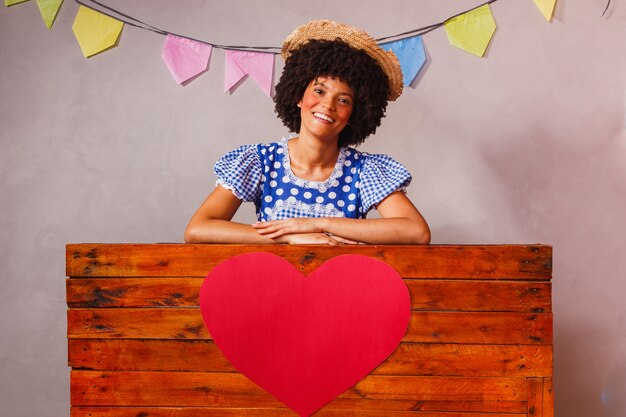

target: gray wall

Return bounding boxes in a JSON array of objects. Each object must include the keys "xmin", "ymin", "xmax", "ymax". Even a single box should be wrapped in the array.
[{"xmin": 1, "ymin": 0, "xmax": 625, "ymax": 415}]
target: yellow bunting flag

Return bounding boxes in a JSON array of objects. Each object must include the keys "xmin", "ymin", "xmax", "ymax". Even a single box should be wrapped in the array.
[
  {"xmin": 444, "ymin": 4, "xmax": 497, "ymax": 57},
  {"xmin": 72, "ymin": 5, "xmax": 123, "ymax": 58},
  {"xmin": 4, "ymin": 0, "xmax": 30, "ymax": 6},
  {"xmin": 533, "ymin": 0, "xmax": 556, "ymax": 21},
  {"xmin": 36, "ymin": 0, "xmax": 63, "ymax": 29}
]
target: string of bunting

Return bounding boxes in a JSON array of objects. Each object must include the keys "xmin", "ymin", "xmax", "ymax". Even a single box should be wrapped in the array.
[
  {"xmin": 6, "ymin": 0, "xmax": 571, "ymax": 97},
  {"xmin": 602, "ymin": 0, "xmax": 611, "ymax": 17}
]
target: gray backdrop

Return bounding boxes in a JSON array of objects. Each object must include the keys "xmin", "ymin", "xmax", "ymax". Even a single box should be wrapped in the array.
[{"xmin": 1, "ymin": 0, "xmax": 625, "ymax": 416}]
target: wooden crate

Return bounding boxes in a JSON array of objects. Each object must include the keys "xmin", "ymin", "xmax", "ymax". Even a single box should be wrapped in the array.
[{"xmin": 66, "ymin": 244, "xmax": 553, "ymax": 416}]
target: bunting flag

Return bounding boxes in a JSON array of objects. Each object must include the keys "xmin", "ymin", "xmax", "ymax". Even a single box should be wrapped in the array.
[
  {"xmin": 533, "ymin": 0, "xmax": 557, "ymax": 21},
  {"xmin": 444, "ymin": 4, "xmax": 497, "ymax": 57},
  {"xmin": 72, "ymin": 5, "xmax": 123, "ymax": 58},
  {"xmin": 36, "ymin": 0, "xmax": 63, "ymax": 29},
  {"xmin": 161, "ymin": 34, "xmax": 213, "ymax": 85},
  {"xmin": 4, "ymin": 0, "xmax": 30, "ymax": 6},
  {"xmin": 381, "ymin": 36, "xmax": 426, "ymax": 87},
  {"xmin": 224, "ymin": 50, "xmax": 274, "ymax": 97},
  {"xmin": 4, "ymin": 0, "xmax": 560, "ymax": 98}
]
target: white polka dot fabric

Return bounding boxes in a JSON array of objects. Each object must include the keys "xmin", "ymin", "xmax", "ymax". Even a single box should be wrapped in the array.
[{"xmin": 214, "ymin": 138, "xmax": 411, "ymax": 221}]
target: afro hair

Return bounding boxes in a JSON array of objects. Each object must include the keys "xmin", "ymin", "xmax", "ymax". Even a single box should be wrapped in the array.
[{"xmin": 274, "ymin": 39, "xmax": 391, "ymax": 147}]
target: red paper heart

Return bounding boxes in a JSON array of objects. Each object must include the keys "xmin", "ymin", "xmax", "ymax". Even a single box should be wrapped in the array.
[{"xmin": 200, "ymin": 253, "xmax": 410, "ymax": 417}]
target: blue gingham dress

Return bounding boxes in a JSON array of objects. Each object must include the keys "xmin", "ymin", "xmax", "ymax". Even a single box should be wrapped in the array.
[{"xmin": 215, "ymin": 138, "xmax": 411, "ymax": 221}]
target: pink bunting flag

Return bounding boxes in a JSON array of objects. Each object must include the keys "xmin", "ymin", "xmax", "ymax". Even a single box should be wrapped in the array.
[
  {"xmin": 161, "ymin": 34, "xmax": 213, "ymax": 85},
  {"xmin": 224, "ymin": 50, "xmax": 274, "ymax": 97}
]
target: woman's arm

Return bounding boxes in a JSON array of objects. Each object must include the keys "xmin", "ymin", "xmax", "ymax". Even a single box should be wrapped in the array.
[
  {"xmin": 184, "ymin": 186, "xmax": 345, "ymax": 244},
  {"xmin": 184, "ymin": 186, "xmax": 265, "ymax": 243},
  {"xmin": 252, "ymin": 191, "xmax": 431, "ymax": 245}
]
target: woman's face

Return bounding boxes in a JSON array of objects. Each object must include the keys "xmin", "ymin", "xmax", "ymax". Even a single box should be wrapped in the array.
[{"xmin": 297, "ymin": 76, "xmax": 354, "ymax": 143}]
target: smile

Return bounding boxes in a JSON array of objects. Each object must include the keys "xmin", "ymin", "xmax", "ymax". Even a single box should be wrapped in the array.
[{"xmin": 313, "ymin": 112, "xmax": 334, "ymax": 123}]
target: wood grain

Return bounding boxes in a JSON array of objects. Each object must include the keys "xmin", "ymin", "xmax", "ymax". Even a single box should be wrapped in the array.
[
  {"xmin": 71, "ymin": 370, "xmax": 527, "ymax": 406},
  {"xmin": 543, "ymin": 378, "xmax": 554, "ymax": 417},
  {"xmin": 68, "ymin": 339, "xmax": 552, "ymax": 377},
  {"xmin": 71, "ymin": 407, "xmax": 527, "ymax": 417},
  {"xmin": 66, "ymin": 277, "xmax": 551, "ymax": 312},
  {"xmin": 527, "ymin": 378, "xmax": 543, "ymax": 416},
  {"xmin": 66, "ymin": 243, "xmax": 554, "ymax": 416},
  {"xmin": 66, "ymin": 244, "xmax": 552, "ymax": 279},
  {"xmin": 67, "ymin": 308, "xmax": 552, "ymax": 345}
]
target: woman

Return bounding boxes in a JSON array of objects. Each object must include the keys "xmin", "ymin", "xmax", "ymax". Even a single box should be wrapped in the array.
[{"xmin": 185, "ymin": 20, "xmax": 430, "ymax": 245}]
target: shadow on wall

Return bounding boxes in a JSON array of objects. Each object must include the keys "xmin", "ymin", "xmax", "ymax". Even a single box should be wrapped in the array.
[
  {"xmin": 555, "ymin": 317, "xmax": 626, "ymax": 416},
  {"xmin": 479, "ymin": 125, "xmax": 626, "ymax": 417}
]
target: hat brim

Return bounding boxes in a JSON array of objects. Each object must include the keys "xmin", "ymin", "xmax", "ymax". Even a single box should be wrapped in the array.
[{"xmin": 282, "ymin": 20, "xmax": 403, "ymax": 101}]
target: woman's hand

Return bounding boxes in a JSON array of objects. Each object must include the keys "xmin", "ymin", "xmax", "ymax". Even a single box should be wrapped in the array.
[
  {"xmin": 252, "ymin": 192, "xmax": 430, "ymax": 245},
  {"xmin": 253, "ymin": 219, "xmax": 358, "ymax": 244},
  {"xmin": 252, "ymin": 218, "xmax": 325, "ymax": 239},
  {"xmin": 272, "ymin": 232, "xmax": 353, "ymax": 245}
]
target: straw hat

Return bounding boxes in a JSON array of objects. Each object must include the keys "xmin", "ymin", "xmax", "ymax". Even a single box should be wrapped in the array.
[{"xmin": 282, "ymin": 19, "xmax": 403, "ymax": 101}]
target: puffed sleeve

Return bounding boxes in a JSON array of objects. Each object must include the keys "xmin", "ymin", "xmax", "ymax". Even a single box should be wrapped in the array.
[
  {"xmin": 359, "ymin": 153, "xmax": 412, "ymax": 213},
  {"xmin": 214, "ymin": 144, "xmax": 263, "ymax": 202}
]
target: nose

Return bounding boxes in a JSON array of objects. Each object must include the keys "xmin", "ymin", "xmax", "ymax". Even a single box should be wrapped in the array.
[{"xmin": 321, "ymin": 95, "xmax": 335, "ymax": 111}]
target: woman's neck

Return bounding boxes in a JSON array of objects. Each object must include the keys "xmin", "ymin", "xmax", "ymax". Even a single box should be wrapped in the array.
[{"xmin": 287, "ymin": 136, "xmax": 340, "ymax": 182}]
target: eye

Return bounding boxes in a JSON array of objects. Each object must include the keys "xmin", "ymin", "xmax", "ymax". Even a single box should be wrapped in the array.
[
  {"xmin": 313, "ymin": 88, "xmax": 324, "ymax": 95},
  {"xmin": 338, "ymin": 97, "xmax": 352, "ymax": 106}
]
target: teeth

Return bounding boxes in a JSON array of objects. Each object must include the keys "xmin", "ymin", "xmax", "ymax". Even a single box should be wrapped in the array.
[{"xmin": 314, "ymin": 112, "xmax": 334, "ymax": 123}]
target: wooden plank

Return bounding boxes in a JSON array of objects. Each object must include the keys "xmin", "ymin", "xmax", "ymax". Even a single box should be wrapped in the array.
[
  {"xmin": 67, "ymin": 308, "xmax": 208, "ymax": 340},
  {"xmin": 67, "ymin": 308, "xmax": 552, "ymax": 345},
  {"xmin": 71, "ymin": 399, "xmax": 527, "ymax": 416},
  {"xmin": 71, "ymin": 400, "xmax": 527, "ymax": 416},
  {"xmin": 406, "ymin": 312, "xmax": 552, "ymax": 345},
  {"xmin": 66, "ymin": 277, "xmax": 202, "ymax": 308},
  {"xmin": 66, "ymin": 244, "xmax": 552, "ymax": 279},
  {"xmin": 526, "ymin": 378, "xmax": 543, "ymax": 416},
  {"xmin": 542, "ymin": 378, "xmax": 554, "ymax": 417},
  {"xmin": 68, "ymin": 339, "xmax": 233, "ymax": 372},
  {"xmin": 69, "ymin": 339, "xmax": 553, "ymax": 378},
  {"xmin": 66, "ymin": 277, "xmax": 552, "ymax": 312},
  {"xmin": 352, "ymin": 375, "xmax": 526, "ymax": 401},
  {"xmin": 70, "ymin": 371, "xmax": 527, "ymax": 407},
  {"xmin": 71, "ymin": 408, "xmax": 298, "ymax": 417},
  {"xmin": 406, "ymin": 400, "xmax": 526, "ymax": 413},
  {"xmin": 71, "ymin": 370, "xmax": 277, "ymax": 408},
  {"xmin": 378, "ymin": 343, "xmax": 551, "ymax": 377},
  {"xmin": 71, "ymin": 406, "xmax": 526, "ymax": 417},
  {"xmin": 409, "ymin": 280, "xmax": 550, "ymax": 313}
]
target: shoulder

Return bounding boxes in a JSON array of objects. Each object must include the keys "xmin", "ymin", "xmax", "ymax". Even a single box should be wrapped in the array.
[
  {"xmin": 339, "ymin": 147, "xmax": 411, "ymax": 182},
  {"xmin": 359, "ymin": 151, "xmax": 406, "ymax": 168},
  {"xmin": 358, "ymin": 151, "xmax": 410, "ymax": 179},
  {"xmin": 342, "ymin": 147, "xmax": 405, "ymax": 166},
  {"xmin": 217, "ymin": 143, "xmax": 258, "ymax": 162},
  {"xmin": 217, "ymin": 138, "xmax": 286, "ymax": 162},
  {"xmin": 356, "ymin": 150, "xmax": 412, "ymax": 212},
  {"xmin": 256, "ymin": 138, "xmax": 288, "ymax": 160}
]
